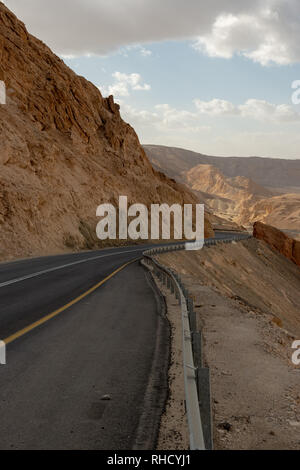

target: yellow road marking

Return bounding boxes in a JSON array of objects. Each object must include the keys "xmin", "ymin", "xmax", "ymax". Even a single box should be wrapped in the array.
[{"xmin": 4, "ymin": 258, "xmax": 139, "ymax": 345}]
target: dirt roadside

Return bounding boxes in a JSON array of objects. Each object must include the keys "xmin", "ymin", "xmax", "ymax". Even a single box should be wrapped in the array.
[
  {"xmin": 156, "ymin": 239, "xmax": 300, "ymax": 450},
  {"xmin": 147, "ymin": 269, "xmax": 189, "ymax": 450}
]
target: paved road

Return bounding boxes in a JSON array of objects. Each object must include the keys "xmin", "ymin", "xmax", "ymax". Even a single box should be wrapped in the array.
[{"xmin": 0, "ymin": 232, "xmax": 242, "ymax": 449}]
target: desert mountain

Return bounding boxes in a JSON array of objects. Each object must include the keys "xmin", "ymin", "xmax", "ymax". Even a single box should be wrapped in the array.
[
  {"xmin": 185, "ymin": 165, "xmax": 272, "ymax": 199},
  {"xmin": 145, "ymin": 144, "xmax": 300, "ymax": 190},
  {"xmin": 0, "ymin": 3, "xmax": 213, "ymax": 261},
  {"xmin": 145, "ymin": 145, "xmax": 300, "ymax": 234}
]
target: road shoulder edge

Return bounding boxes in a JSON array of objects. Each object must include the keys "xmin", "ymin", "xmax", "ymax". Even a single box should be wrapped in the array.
[{"xmin": 133, "ymin": 261, "xmax": 171, "ymax": 450}]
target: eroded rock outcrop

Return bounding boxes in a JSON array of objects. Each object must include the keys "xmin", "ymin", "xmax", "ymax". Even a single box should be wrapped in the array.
[
  {"xmin": 253, "ymin": 222, "xmax": 300, "ymax": 267},
  {"xmin": 145, "ymin": 145, "xmax": 300, "ymax": 233},
  {"xmin": 0, "ymin": 2, "xmax": 213, "ymax": 261}
]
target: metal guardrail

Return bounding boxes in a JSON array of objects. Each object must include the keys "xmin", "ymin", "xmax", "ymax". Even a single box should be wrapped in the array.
[
  {"xmin": 143, "ymin": 254, "xmax": 205, "ymax": 449},
  {"xmin": 143, "ymin": 233, "xmax": 252, "ymax": 450}
]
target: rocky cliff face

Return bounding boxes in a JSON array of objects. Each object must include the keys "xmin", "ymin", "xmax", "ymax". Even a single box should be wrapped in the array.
[
  {"xmin": 253, "ymin": 222, "xmax": 300, "ymax": 267},
  {"xmin": 185, "ymin": 164, "xmax": 273, "ymax": 223},
  {"xmin": 0, "ymin": 3, "xmax": 212, "ymax": 261},
  {"xmin": 185, "ymin": 164, "xmax": 272, "ymax": 199}
]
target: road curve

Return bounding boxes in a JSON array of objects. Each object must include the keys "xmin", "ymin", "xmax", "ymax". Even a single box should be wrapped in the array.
[{"xmin": 0, "ymin": 232, "xmax": 241, "ymax": 449}]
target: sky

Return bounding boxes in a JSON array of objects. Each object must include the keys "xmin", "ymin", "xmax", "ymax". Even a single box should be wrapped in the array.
[{"xmin": 4, "ymin": 0, "xmax": 300, "ymax": 159}]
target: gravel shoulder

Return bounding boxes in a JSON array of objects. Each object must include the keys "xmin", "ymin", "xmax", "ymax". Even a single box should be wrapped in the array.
[
  {"xmin": 157, "ymin": 239, "xmax": 300, "ymax": 450},
  {"xmin": 144, "ymin": 264, "xmax": 189, "ymax": 450}
]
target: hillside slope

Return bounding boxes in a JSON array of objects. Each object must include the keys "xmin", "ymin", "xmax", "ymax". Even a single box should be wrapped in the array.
[
  {"xmin": 157, "ymin": 238, "xmax": 300, "ymax": 449},
  {"xmin": 0, "ymin": 3, "xmax": 212, "ymax": 261}
]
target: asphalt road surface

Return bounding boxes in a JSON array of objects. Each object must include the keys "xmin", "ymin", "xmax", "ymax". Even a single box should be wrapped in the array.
[{"xmin": 0, "ymin": 233, "xmax": 242, "ymax": 449}]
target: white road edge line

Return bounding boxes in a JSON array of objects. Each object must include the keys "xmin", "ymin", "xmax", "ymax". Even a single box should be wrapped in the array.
[
  {"xmin": 0, "ymin": 341, "xmax": 6, "ymax": 365},
  {"xmin": 0, "ymin": 248, "xmax": 144, "ymax": 289}
]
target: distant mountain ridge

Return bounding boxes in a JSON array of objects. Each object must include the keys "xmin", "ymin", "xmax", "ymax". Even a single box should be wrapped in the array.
[{"xmin": 144, "ymin": 145, "xmax": 300, "ymax": 189}]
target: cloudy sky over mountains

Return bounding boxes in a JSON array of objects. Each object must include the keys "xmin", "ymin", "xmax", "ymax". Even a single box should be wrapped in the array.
[{"xmin": 5, "ymin": 0, "xmax": 300, "ymax": 158}]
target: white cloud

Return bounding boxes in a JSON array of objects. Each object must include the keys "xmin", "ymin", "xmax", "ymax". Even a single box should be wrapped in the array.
[
  {"xmin": 5, "ymin": 0, "xmax": 300, "ymax": 65},
  {"xmin": 193, "ymin": 3, "xmax": 300, "ymax": 66},
  {"xmin": 120, "ymin": 103, "xmax": 160, "ymax": 124},
  {"xmin": 119, "ymin": 102, "xmax": 211, "ymax": 136},
  {"xmin": 140, "ymin": 47, "xmax": 152, "ymax": 57},
  {"xmin": 154, "ymin": 104, "xmax": 211, "ymax": 132},
  {"xmin": 100, "ymin": 72, "xmax": 151, "ymax": 97},
  {"xmin": 118, "ymin": 97, "xmax": 299, "ymax": 146},
  {"xmin": 118, "ymin": 45, "xmax": 152, "ymax": 58},
  {"xmin": 239, "ymin": 99, "xmax": 300, "ymax": 122},
  {"xmin": 194, "ymin": 98, "xmax": 300, "ymax": 122},
  {"xmin": 60, "ymin": 54, "xmax": 77, "ymax": 60},
  {"xmin": 118, "ymin": 99, "xmax": 300, "ymax": 157},
  {"xmin": 193, "ymin": 14, "xmax": 262, "ymax": 59},
  {"xmin": 195, "ymin": 99, "xmax": 237, "ymax": 116}
]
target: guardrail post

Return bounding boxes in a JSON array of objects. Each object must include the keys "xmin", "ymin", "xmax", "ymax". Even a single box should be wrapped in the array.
[
  {"xmin": 192, "ymin": 331, "xmax": 203, "ymax": 369},
  {"xmin": 189, "ymin": 309, "xmax": 197, "ymax": 333},
  {"xmin": 187, "ymin": 297, "xmax": 193, "ymax": 313},
  {"xmin": 197, "ymin": 368, "xmax": 213, "ymax": 450}
]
